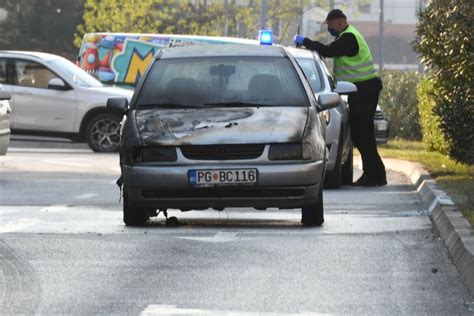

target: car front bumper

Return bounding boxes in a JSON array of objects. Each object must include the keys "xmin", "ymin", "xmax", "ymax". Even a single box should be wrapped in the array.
[{"xmin": 122, "ymin": 160, "xmax": 325, "ymax": 210}]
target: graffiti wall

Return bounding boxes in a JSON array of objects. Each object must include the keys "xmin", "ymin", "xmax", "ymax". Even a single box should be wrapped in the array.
[{"xmin": 78, "ymin": 33, "xmax": 252, "ymax": 86}]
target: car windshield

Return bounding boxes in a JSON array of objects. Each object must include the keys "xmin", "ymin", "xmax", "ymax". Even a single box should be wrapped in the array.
[
  {"xmin": 295, "ymin": 57, "xmax": 324, "ymax": 92},
  {"xmin": 47, "ymin": 58, "xmax": 104, "ymax": 88},
  {"xmin": 136, "ymin": 56, "xmax": 309, "ymax": 109}
]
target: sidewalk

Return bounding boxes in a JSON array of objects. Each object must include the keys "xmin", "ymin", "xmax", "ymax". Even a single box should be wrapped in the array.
[{"xmin": 371, "ymin": 157, "xmax": 474, "ymax": 295}]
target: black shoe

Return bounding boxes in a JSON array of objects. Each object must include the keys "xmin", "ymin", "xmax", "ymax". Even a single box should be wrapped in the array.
[{"xmin": 352, "ymin": 175, "xmax": 387, "ymax": 187}]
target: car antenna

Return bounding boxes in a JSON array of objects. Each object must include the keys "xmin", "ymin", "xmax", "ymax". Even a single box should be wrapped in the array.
[{"xmin": 296, "ymin": 24, "xmax": 301, "ymax": 48}]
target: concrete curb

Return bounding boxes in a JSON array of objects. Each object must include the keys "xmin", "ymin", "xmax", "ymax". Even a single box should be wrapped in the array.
[{"xmin": 383, "ymin": 158, "xmax": 474, "ymax": 295}]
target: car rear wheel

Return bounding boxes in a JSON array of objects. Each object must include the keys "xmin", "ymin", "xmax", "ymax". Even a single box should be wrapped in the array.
[
  {"xmin": 341, "ymin": 144, "xmax": 353, "ymax": 185},
  {"xmin": 301, "ymin": 185, "xmax": 324, "ymax": 226},
  {"xmin": 85, "ymin": 113, "xmax": 121, "ymax": 152},
  {"xmin": 123, "ymin": 186, "xmax": 149, "ymax": 226}
]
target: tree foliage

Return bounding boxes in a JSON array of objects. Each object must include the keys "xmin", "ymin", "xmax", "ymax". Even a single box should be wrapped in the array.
[
  {"xmin": 75, "ymin": 0, "xmax": 369, "ymax": 47},
  {"xmin": 74, "ymin": 0, "xmax": 178, "ymax": 47},
  {"xmin": 415, "ymin": 0, "xmax": 473, "ymax": 164},
  {"xmin": 417, "ymin": 77, "xmax": 448, "ymax": 154},
  {"xmin": 379, "ymin": 70, "xmax": 422, "ymax": 140},
  {"xmin": 0, "ymin": 0, "xmax": 83, "ymax": 59}
]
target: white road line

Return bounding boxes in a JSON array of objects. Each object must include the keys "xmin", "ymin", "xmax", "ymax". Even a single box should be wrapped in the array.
[
  {"xmin": 0, "ymin": 218, "xmax": 37, "ymax": 233},
  {"xmin": 74, "ymin": 193, "xmax": 98, "ymax": 200},
  {"xmin": 9, "ymin": 148, "xmax": 91, "ymax": 153},
  {"xmin": 176, "ymin": 231, "xmax": 241, "ymax": 243},
  {"xmin": 40, "ymin": 159, "xmax": 91, "ymax": 167},
  {"xmin": 40, "ymin": 205, "xmax": 69, "ymax": 213},
  {"xmin": 141, "ymin": 305, "xmax": 329, "ymax": 315}
]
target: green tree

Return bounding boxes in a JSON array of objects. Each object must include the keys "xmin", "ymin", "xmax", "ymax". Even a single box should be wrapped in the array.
[
  {"xmin": 415, "ymin": 0, "xmax": 473, "ymax": 164},
  {"xmin": 74, "ymin": 0, "xmax": 178, "ymax": 47},
  {"xmin": 0, "ymin": 0, "xmax": 84, "ymax": 59}
]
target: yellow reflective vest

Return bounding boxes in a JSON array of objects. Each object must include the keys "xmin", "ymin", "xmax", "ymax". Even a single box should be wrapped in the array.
[{"xmin": 333, "ymin": 25, "xmax": 378, "ymax": 83}]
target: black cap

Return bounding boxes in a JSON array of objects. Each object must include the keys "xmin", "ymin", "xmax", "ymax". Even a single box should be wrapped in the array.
[{"xmin": 325, "ymin": 9, "xmax": 347, "ymax": 22}]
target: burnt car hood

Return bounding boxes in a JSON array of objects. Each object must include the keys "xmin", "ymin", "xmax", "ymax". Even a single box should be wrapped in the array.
[{"xmin": 136, "ymin": 107, "xmax": 308, "ymax": 145}]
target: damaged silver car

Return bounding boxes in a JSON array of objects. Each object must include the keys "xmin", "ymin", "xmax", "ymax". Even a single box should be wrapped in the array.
[{"xmin": 108, "ymin": 44, "xmax": 341, "ymax": 226}]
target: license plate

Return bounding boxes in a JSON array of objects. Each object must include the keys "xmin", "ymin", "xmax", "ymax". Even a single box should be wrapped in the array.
[{"xmin": 189, "ymin": 168, "xmax": 258, "ymax": 187}]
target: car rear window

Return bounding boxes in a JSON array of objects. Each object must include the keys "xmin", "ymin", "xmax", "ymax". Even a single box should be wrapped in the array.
[{"xmin": 135, "ymin": 56, "xmax": 309, "ymax": 109}]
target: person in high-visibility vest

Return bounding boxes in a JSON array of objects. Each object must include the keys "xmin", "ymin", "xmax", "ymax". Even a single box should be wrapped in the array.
[{"xmin": 294, "ymin": 9, "xmax": 386, "ymax": 187}]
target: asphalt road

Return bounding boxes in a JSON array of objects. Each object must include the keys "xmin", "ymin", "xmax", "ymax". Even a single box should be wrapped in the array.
[{"xmin": 1, "ymin": 139, "xmax": 473, "ymax": 315}]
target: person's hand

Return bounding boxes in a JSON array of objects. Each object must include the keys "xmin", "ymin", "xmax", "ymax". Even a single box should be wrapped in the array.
[{"xmin": 293, "ymin": 35, "xmax": 305, "ymax": 45}]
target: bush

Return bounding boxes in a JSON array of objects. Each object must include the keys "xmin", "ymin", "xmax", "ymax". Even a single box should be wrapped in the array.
[
  {"xmin": 415, "ymin": 0, "xmax": 474, "ymax": 164},
  {"xmin": 417, "ymin": 77, "xmax": 448, "ymax": 154},
  {"xmin": 379, "ymin": 70, "xmax": 422, "ymax": 140}
]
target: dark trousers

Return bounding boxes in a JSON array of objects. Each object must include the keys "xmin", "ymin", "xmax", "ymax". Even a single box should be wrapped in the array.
[{"xmin": 348, "ymin": 77, "xmax": 386, "ymax": 182}]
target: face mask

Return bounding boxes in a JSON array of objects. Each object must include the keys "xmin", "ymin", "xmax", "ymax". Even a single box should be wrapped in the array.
[{"xmin": 328, "ymin": 27, "xmax": 339, "ymax": 37}]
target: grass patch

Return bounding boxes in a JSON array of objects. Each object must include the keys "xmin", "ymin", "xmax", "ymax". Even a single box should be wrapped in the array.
[{"xmin": 377, "ymin": 140, "xmax": 474, "ymax": 226}]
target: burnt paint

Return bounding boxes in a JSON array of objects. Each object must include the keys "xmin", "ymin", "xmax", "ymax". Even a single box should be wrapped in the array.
[{"xmin": 136, "ymin": 107, "xmax": 308, "ymax": 146}]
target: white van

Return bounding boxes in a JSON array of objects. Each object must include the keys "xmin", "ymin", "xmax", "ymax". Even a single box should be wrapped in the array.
[{"xmin": 77, "ymin": 33, "xmax": 259, "ymax": 87}]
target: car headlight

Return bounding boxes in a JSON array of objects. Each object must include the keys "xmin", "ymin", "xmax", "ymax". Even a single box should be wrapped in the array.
[
  {"xmin": 133, "ymin": 146, "xmax": 177, "ymax": 163},
  {"xmin": 268, "ymin": 143, "xmax": 302, "ymax": 160},
  {"xmin": 268, "ymin": 143, "xmax": 314, "ymax": 161}
]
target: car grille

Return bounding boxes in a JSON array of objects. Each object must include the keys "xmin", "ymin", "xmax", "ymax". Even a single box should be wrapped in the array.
[
  {"xmin": 180, "ymin": 144, "xmax": 265, "ymax": 160},
  {"xmin": 142, "ymin": 188, "xmax": 305, "ymax": 199}
]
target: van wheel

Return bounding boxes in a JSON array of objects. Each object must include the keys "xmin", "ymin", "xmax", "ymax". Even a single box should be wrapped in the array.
[
  {"xmin": 341, "ymin": 144, "xmax": 353, "ymax": 185},
  {"xmin": 301, "ymin": 185, "xmax": 324, "ymax": 226},
  {"xmin": 123, "ymin": 186, "xmax": 148, "ymax": 226},
  {"xmin": 85, "ymin": 113, "xmax": 121, "ymax": 152}
]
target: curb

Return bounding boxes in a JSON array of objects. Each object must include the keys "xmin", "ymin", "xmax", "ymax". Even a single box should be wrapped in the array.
[{"xmin": 383, "ymin": 158, "xmax": 474, "ymax": 295}]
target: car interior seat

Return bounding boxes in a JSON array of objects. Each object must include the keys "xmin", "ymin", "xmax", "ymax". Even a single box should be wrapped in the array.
[
  {"xmin": 164, "ymin": 77, "xmax": 200, "ymax": 104},
  {"xmin": 19, "ymin": 64, "xmax": 36, "ymax": 87},
  {"xmin": 248, "ymin": 74, "xmax": 283, "ymax": 103}
]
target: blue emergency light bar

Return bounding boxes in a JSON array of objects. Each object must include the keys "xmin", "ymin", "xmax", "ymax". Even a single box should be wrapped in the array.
[{"xmin": 259, "ymin": 30, "xmax": 273, "ymax": 45}]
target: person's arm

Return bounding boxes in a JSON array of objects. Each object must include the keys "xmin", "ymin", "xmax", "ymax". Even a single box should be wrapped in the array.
[{"xmin": 302, "ymin": 33, "xmax": 359, "ymax": 58}]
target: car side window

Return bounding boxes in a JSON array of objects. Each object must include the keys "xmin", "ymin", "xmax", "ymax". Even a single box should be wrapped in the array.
[
  {"xmin": 320, "ymin": 58, "xmax": 336, "ymax": 90},
  {"xmin": 0, "ymin": 59, "xmax": 6, "ymax": 84},
  {"xmin": 15, "ymin": 60, "xmax": 57, "ymax": 89}
]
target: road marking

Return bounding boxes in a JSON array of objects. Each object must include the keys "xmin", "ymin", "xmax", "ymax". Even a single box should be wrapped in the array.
[
  {"xmin": 9, "ymin": 148, "xmax": 91, "ymax": 153},
  {"xmin": 40, "ymin": 205, "xmax": 69, "ymax": 213},
  {"xmin": 141, "ymin": 304, "xmax": 329, "ymax": 315},
  {"xmin": 175, "ymin": 231, "xmax": 241, "ymax": 243},
  {"xmin": 0, "ymin": 218, "xmax": 37, "ymax": 233},
  {"xmin": 40, "ymin": 159, "xmax": 91, "ymax": 167},
  {"xmin": 74, "ymin": 193, "xmax": 98, "ymax": 200}
]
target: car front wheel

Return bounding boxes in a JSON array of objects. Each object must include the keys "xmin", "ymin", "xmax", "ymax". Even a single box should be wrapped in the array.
[
  {"xmin": 123, "ymin": 186, "xmax": 149, "ymax": 226},
  {"xmin": 301, "ymin": 185, "xmax": 324, "ymax": 226},
  {"xmin": 85, "ymin": 113, "xmax": 121, "ymax": 152}
]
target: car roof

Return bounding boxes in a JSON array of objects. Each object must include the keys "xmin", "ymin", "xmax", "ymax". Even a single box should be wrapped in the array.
[
  {"xmin": 285, "ymin": 46, "xmax": 322, "ymax": 60},
  {"xmin": 0, "ymin": 50, "xmax": 64, "ymax": 61},
  {"xmin": 158, "ymin": 44, "xmax": 288, "ymax": 59}
]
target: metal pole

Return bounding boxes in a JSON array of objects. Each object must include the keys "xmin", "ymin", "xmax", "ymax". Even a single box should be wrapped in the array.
[
  {"xmin": 260, "ymin": 0, "xmax": 267, "ymax": 29},
  {"xmin": 379, "ymin": 0, "xmax": 384, "ymax": 71}
]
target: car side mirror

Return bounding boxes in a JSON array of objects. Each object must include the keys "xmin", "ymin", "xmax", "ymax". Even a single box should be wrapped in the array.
[
  {"xmin": 48, "ymin": 78, "xmax": 68, "ymax": 90},
  {"xmin": 334, "ymin": 81, "xmax": 357, "ymax": 95},
  {"xmin": 0, "ymin": 90, "xmax": 11, "ymax": 100},
  {"xmin": 317, "ymin": 92, "xmax": 341, "ymax": 111},
  {"xmin": 107, "ymin": 97, "xmax": 129, "ymax": 114}
]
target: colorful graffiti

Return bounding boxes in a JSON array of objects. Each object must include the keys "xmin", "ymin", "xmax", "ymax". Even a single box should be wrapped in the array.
[{"xmin": 78, "ymin": 33, "xmax": 255, "ymax": 86}]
